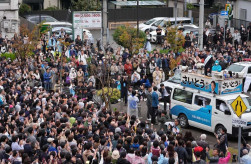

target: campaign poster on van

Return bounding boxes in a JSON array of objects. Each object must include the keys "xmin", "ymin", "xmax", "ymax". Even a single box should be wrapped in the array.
[
  {"xmin": 181, "ymin": 73, "xmax": 219, "ymax": 94},
  {"xmin": 73, "ymin": 11, "xmax": 101, "ymax": 29},
  {"xmin": 220, "ymin": 79, "xmax": 242, "ymax": 95}
]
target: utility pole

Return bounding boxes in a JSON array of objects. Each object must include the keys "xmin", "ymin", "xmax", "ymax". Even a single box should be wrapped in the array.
[
  {"xmin": 174, "ymin": 0, "xmax": 177, "ymax": 26},
  {"xmin": 184, "ymin": 0, "xmax": 187, "ymax": 17},
  {"xmin": 198, "ymin": 0, "xmax": 204, "ymax": 50},
  {"xmin": 137, "ymin": 0, "xmax": 139, "ymax": 37},
  {"xmin": 102, "ymin": 0, "xmax": 108, "ymax": 48}
]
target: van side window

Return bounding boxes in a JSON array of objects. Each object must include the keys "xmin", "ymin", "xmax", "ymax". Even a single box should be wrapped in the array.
[
  {"xmin": 194, "ymin": 96, "xmax": 211, "ymax": 106},
  {"xmin": 248, "ymin": 67, "xmax": 251, "ymax": 74},
  {"xmin": 216, "ymin": 99, "xmax": 230, "ymax": 112},
  {"xmin": 173, "ymin": 88, "xmax": 193, "ymax": 104}
]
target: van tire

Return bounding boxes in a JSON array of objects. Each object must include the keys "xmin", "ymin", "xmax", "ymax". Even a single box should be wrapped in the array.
[
  {"xmin": 215, "ymin": 125, "xmax": 225, "ymax": 135},
  {"xmin": 179, "ymin": 114, "xmax": 188, "ymax": 128}
]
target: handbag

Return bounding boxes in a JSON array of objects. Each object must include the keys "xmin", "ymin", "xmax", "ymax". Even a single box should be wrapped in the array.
[{"xmin": 137, "ymin": 66, "xmax": 141, "ymax": 73}]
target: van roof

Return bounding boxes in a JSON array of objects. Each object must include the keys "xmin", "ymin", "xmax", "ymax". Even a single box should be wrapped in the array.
[{"xmin": 163, "ymin": 81, "xmax": 247, "ymax": 100}]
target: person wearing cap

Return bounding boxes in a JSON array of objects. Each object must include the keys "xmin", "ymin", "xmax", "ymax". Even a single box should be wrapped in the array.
[{"xmin": 193, "ymin": 147, "xmax": 206, "ymax": 164}]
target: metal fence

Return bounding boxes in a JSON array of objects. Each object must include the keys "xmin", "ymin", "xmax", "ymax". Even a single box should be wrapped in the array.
[
  {"xmin": 108, "ymin": 7, "xmax": 173, "ymax": 22},
  {"xmin": 26, "ymin": 7, "xmax": 173, "ymax": 23}
]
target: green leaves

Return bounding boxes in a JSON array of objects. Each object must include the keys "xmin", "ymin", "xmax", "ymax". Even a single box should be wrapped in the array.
[
  {"xmin": 70, "ymin": 0, "xmax": 101, "ymax": 11},
  {"xmin": 113, "ymin": 25, "xmax": 146, "ymax": 53}
]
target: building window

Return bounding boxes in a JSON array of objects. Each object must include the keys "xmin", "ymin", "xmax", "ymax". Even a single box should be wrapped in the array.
[{"xmin": 240, "ymin": 9, "xmax": 247, "ymax": 20}]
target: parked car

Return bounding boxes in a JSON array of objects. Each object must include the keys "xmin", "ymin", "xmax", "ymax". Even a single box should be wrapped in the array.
[
  {"xmin": 139, "ymin": 17, "xmax": 192, "ymax": 33},
  {"xmin": 24, "ymin": 14, "xmax": 58, "ymax": 24},
  {"xmin": 183, "ymin": 28, "xmax": 216, "ymax": 38},
  {"xmin": 226, "ymin": 62, "xmax": 251, "ymax": 91},
  {"xmin": 138, "ymin": 17, "xmax": 166, "ymax": 32},
  {"xmin": 51, "ymin": 27, "xmax": 94, "ymax": 43}
]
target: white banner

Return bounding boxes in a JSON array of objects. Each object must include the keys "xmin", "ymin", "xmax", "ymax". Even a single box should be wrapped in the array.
[
  {"xmin": 73, "ymin": 11, "xmax": 101, "ymax": 29},
  {"xmin": 232, "ymin": 118, "xmax": 247, "ymax": 127}
]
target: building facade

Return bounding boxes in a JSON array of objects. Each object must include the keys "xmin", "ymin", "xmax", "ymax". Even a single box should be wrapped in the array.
[{"xmin": 0, "ymin": 0, "xmax": 19, "ymax": 38}]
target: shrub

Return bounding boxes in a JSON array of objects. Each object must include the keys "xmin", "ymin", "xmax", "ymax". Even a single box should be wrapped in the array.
[
  {"xmin": 113, "ymin": 25, "xmax": 146, "ymax": 54},
  {"xmin": 1, "ymin": 53, "xmax": 17, "ymax": 61},
  {"xmin": 44, "ymin": 6, "xmax": 59, "ymax": 11},
  {"xmin": 97, "ymin": 87, "xmax": 121, "ymax": 104},
  {"xmin": 187, "ymin": 3, "xmax": 195, "ymax": 10},
  {"xmin": 19, "ymin": 3, "xmax": 31, "ymax": 16}
]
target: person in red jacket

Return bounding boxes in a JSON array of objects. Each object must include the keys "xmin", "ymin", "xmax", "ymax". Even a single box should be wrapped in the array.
[{"xmin": 124, "ymin": 59, "xmax": 133, "ymax": 76}]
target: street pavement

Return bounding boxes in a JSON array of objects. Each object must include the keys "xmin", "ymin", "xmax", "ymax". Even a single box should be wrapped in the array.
[{"xmin": 111, "ymin": 101, "xmax": 251, "ymax": 150}]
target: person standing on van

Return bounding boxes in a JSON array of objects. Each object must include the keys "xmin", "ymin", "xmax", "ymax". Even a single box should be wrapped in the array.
[
  {"xmin": 215, "ymin": 127, "xmax": 228, "ymax": 157},
  {"xmin": 159, "ymin": 84, "xmax": 170, "ymax": 112},
  {"xmin": 204, "ymin": 50, "xmax": 213, "ymax": 76},
  {"xmin": 151, "ymin": 86, "xmax": 159, "ymax": 124}
]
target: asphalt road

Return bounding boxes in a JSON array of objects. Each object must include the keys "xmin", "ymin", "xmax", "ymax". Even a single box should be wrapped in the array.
[{"xmin": 111, "ymin": 101, "xmax": 251, "ymax": 150}]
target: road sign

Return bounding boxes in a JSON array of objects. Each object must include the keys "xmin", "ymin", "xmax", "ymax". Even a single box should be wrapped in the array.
[
  {"xmin": 232, "ymin": 118, "xmax": 247, "ymax": 127},
  {"xmin": 221, "ymin": 11, "xmax": 228, "ymax": 16},
  {"xmin": 231, "ymin": 95, "xmax": 247, "ymax": 117}
]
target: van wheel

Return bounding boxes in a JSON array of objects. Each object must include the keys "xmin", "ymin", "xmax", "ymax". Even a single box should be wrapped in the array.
[
  {"xmin": 179, "ymin": 114, "xmax": 188, "ymax": 128},
  {"xmin": 215, "ymin": 125, "xmax": 225, "ymax": 135}
]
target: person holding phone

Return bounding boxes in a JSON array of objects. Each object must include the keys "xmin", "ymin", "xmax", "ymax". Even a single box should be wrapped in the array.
[{"xmin": 215, "ymin": 127, "xmax": 228, "ymax": 157}]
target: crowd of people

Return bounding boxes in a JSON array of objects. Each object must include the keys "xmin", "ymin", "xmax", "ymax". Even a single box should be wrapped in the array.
[{"xmin": 0, "ymin": 20, "xmax": 250, "ymax": 164}]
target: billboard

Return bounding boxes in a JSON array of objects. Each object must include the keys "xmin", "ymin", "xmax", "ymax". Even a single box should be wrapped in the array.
[
  {"xmin": 181, "ymin": 73, "xmax": 242, "ymax": 95},
  {"xmin": 181, "ymin": 73, "xmax": 219, "ymax": 94},
  {"xmin": 73, "ymin": 11, "xmax": 101, "ymax": 29}
]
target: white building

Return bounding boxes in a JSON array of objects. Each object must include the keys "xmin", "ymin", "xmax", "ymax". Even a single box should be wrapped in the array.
[
  {"xmin": 232, "ymin": 0, "xmax": 251, "ymax": 22},
  {"xmin": 0, "ymin": 0, "xmax": 19, "ymax": 38}
]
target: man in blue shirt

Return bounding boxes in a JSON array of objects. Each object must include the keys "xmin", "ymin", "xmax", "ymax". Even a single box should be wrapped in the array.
[{"xmin": 151, "ymin": 86, "xmax": 159, "ymax": 124}]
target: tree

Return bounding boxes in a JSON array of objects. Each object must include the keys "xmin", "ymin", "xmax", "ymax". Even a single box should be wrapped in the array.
[
  {"xmin": 12, "ymin": 24, "xmax": 41, "ymax": 62},
  {"xmin": 90, "ymin": 57, "xmax": 116, "ymax": 111},
  {"xmin": 165, "ymin": 26, "xmax": 185, "ymax": 53},
  {"xmin": 71, "ymin": 0, "xmax": 101, "ymax": 11},
  {"xmin": 113, "ymin": 25, "xmax": 146, "ymax": 54},
  {"xmin": 19, "ymin": 3, "xmax": 31, "ymax": 16}
]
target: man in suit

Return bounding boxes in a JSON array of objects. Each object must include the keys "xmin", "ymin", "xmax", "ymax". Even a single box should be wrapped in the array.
[{"xmin": 204, "ymin": 50, "xmax": 213, "ymax": 76}]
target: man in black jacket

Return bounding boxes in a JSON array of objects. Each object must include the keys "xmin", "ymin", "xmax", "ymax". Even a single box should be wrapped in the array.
[
  {"xmin": 204, "ymin": 50, "xmax": 213, "ymax": 76},
  {"xmin": 117, "ymin": 151, "xmax": 130, "ymax": 164}
]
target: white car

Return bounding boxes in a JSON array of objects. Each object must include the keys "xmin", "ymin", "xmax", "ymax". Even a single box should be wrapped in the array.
[
  {"xmin": 138, "ymin": 17, "xmax": 166, "ymax": 32},
  {"xmin": 226, "ymin": 62, "xmax": 251, "ymax": 77},
  {"xmin": 50, "ymin": 27, "xmax": 94, "ymax": 43}
]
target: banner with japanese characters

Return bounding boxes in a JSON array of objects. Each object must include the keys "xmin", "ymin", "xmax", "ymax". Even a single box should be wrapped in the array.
[
  {"xmin": 219, "ymin": 79, "xmax": 242, "ymax": 95},
  {"xmin": 181, "ymin": 73, "xmax": 219, "ymax": 94}
]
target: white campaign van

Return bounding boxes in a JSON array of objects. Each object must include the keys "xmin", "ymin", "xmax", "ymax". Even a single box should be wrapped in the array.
[{"xmin": 162, "ymin": 71, "xmax": 251, "ymax": 137}]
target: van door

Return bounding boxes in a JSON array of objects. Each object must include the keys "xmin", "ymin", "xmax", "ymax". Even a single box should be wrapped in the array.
[
  {"xmin": 190, "ymin": 95, "xmax": 213, "ymax": 131},
  {"xmin": 212, "ymin": 99, "xmax": 232, "ymax": 135}
]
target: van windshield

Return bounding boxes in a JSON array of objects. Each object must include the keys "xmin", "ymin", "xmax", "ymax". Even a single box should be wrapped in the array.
[
  {"xmin": 227, "ymin": 97, "xmax": 251, "ymax": 113},
  {"xmin": 144, "ymin": 19, "xmax": 156, "ymax": 25},
  {"xmin": 227, "ymin": 64, "xmax": 245, "ymax": 72}
]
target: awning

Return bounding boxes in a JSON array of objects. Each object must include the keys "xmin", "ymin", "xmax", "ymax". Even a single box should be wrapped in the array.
[{"xmin": 110, "ymin": 1, "xmax": 166, "ymax": 6}]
